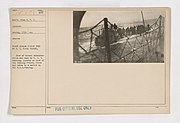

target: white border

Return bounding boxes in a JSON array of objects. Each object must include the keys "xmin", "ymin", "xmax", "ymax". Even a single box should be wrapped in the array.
[{"xmin": 0, "ymin": 0, "xmax": 179, "ymax": 123}]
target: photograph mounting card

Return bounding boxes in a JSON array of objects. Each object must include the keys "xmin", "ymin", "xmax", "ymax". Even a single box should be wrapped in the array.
[{"xmin": 10, "ymin": 8, "xmax": 170, "ymax": 114}]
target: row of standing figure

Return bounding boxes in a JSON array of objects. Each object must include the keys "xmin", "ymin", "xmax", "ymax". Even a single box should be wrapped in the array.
[
  {"xmin": 111, "ymin": 23, "xmax": 151, "ymax": 38},
  {"xmin": 95, "ymin": 23, "xmax": 151, "ymax": 47}
]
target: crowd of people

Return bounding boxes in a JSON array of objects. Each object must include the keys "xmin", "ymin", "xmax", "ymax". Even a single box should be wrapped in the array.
[
  {"xmin": 95, "ymin": 23, "xmax": 151, "ymax": 47},
  {"xmin": 111, "ymin": 23, "xmax": 151, "ymax": 38}
]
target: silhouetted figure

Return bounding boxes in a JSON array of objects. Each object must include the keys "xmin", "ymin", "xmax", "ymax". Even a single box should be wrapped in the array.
[
  {"xmin": 137, "ymin": 25, "xmax": 145, "ymax": 35},
  {"xmin": 113, "ymin": 23, "xmax": 118, "ymax": 30},
  {"xmin": 122, "ymin": 28, "xmax": 125, "ymax": 37},
  {"xmin": 117, "ymin": 28, "xmax": 122, "ymax": 38},
  {"xmin": 146, "ymin": 24, "xmax": 151, "ymax": 31},
  {"xmin": 130, "ymin": 26, "xmax": 133, "ymax": 35},
  {"xmin": 126, "ymin": 27, "xmax": 130, "ymax": 36},
  {"xmin": 132, "ymin": 26, "xmax": 136, "ymax": 35}
]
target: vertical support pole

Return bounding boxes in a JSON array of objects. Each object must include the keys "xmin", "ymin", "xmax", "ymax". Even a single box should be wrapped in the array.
[
  {"xmin": 158, "ymin": 15, "xmax": 163, "ymax": 62},
  {"xmin": 141, "ymin": 11, "xmax": 145, "ymax": 27},
  {"xmin": 159, "ymin": 15, "xmax": 162, "ymax": 47},
  {"xmin": 89, "ymin": 29, "xmax": 93, "ymax": 52},
  {"xmin": 159, "ymin": 15, "xmax": 162, "ymax": 39},
  {"xmin": 104, "ymin": 18, "xmax": 111, "ymax": 63}
]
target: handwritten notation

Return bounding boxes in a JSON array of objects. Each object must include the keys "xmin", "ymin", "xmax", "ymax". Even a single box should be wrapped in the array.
[{"xmin": 12, "ymin": 9, "xmax": 45, "ymax": 16}]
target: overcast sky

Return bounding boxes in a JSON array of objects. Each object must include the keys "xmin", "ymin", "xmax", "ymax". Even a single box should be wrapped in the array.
[{"xmin": 80, "ymin": 10, "xmax": 165, "ymax": 27}]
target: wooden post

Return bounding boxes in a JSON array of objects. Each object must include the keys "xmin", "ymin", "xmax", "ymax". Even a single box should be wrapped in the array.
[{"xmin": 104, "ymin": 18, "xmax": 111, "ymax": 63}]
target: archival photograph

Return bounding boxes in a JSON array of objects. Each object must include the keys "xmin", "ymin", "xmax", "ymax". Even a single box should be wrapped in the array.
[{"xmin": 73, "ymin": 9, "xmax": 165, "ymax": 63}]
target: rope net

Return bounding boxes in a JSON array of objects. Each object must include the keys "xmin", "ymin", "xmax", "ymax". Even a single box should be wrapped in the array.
[{"xmin": 77, "ymin": 15, "xmax": 164, "ymax": 63}]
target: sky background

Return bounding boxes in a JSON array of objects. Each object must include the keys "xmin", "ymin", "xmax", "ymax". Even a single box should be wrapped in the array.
[{"xmin": 80, "ymin": 10, "xmax": 165, "ymax": 27}]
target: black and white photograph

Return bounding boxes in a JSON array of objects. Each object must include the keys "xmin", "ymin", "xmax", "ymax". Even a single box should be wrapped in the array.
[{"xmin": 73, "ymin": 10, "xmax": 165, "ymax": 63}]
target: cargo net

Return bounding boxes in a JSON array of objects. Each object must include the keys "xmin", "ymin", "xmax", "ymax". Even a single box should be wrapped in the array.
[{"xmin": 78, "ymin": 15, "xmax": 164, "ymax": 63}]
